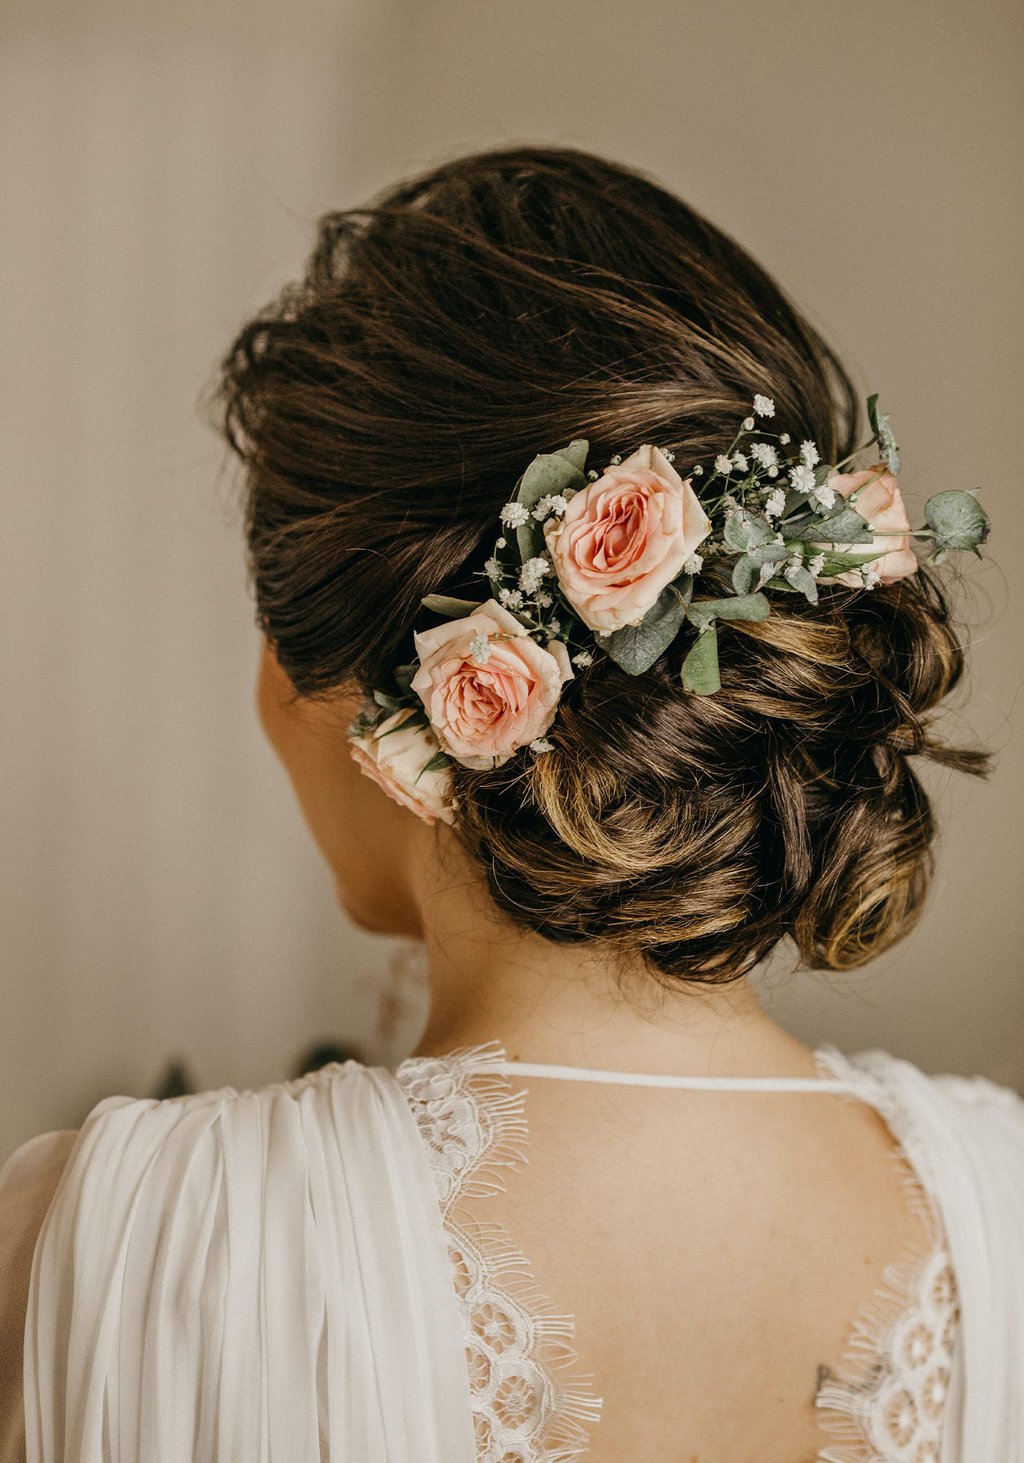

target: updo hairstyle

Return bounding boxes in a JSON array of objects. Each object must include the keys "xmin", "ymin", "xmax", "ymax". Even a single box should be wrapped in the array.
[{"xmin": 207, "ymin": 144, "xmax": 991, "ymax": 989}]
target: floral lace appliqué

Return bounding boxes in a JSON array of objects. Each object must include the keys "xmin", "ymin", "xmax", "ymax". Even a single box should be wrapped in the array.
[
  {"xmin": 811, "ymin": 1046, "xmax": 961, "ymax": 1462},
  {"xmin": 395, "ymin": 1042, "xmax": 603, "ymax": 1463}
]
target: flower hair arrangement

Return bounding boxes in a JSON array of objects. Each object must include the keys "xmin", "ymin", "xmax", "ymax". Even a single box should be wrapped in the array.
[{"xmin": 347, "ymin": 393, "xmax": 990, "ymax": 826}]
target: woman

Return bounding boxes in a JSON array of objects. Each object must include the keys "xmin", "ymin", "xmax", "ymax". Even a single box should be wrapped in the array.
[{"xmin": 2, "ymin": 144, "xmax": 1022, "ymax": 1462}]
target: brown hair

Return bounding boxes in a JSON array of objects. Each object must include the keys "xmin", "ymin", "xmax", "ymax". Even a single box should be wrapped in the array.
[{"xmin": 206, "ymin": 143, "xmax": 991, "ymax": 988}]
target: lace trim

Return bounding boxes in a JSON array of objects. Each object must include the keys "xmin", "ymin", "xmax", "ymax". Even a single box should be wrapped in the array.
[
  {"xmin": 810, "ymin": 1046, "xmax": 961, "ymax": 1462},
  {"xmin": 395, "ymin": 1041, "xmax": 603, "ymax": 1463}
]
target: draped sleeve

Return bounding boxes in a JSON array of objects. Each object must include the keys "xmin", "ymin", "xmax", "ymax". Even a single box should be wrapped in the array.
[{"xmin": 17, "ymin": 1061, "xmax": 477, "ymax": 1463}]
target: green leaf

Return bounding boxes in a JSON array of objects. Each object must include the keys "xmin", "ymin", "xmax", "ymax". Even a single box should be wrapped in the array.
[
  {"xmin": 732, "ymin": 544, "xmax": 789, "ymax": 595},
  {"xmin": 866, "ymin": 393, "xmax": 900, "ymax": 474},
  {"xmin": 393, "ymin": 663, "xmax": 417, "ymax": 694},
  {"xmin": 593, "ymin": 584, "xmax": 688, "ymax": 675},
  {"xmin": 686, "ymin": 592, "xmax": 770, "ymax": 633},
  {"xmin": 420, "ymin": 594, "xmax": 485, "ymax": 617},
  {"xmin": 416, "ymin": 749, "xmax": 453, "ymax": 780},
  {"xmin": 681, "ymin": 625, "xmax": 721, "ymax": 694},
  {"xmin": 924, "ymin": 489, "xmax": 990, "ymax": 552},
  {"xmin": 723, "ymin": 509, "xmax": 775, "ymax": 552},
  {"xmin": 514, "ymin": 451, "xmax": 587, "ymax": 514},
  {"xmin": 732, "ymin": 554, "xmax": 756, "ymax": 595},
  {"xmin": 783, "ymin": 561, "xmax": 819, "ymax": 603},
  {"xmin": 806, "ymin": 505, "xmax": 875, "ymax": 544},
  {"xmin": 552, "ymin": 439, "xmax": 590, "ymax": 475},
  {"xmin": 372, "ymin": 689, "xmax": 404, "ymax": 710},
  {"xmin": 817, "ymin": 549, "xmax": 882, "ymax": 573},
  {"xmin": 511, "ymin": 448, "xmax": 588, "ymax": 564}
]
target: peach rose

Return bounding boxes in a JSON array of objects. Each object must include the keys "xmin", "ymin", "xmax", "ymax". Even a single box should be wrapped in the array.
[
  {"xmin": 349, "ymin": 707, "xmax": 456, "ymax": 826},
  {"xmin": 814, "ymin": 462, "xmax": 918, "ymax": 587},
  {"xmin": 542, "ymin": 444, "xmax": 711, "ymax": 633},
  {"xmin": 410, "ymin": 598, "xmax": 573, "ymax": 770}
]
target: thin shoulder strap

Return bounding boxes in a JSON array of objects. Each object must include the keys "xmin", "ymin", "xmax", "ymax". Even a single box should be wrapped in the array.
[{"xmin": 489, "ymin": 1057, "xmax": 861, "ymax": 1093}]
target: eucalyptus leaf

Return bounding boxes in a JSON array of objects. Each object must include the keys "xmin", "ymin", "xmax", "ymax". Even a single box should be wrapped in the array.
[
  {"xmin": 393, "ymin": 663, "xmax": 417, "ymax": 694},
  {"xmin": 686, "ymin": 592, "xmax": 770, "ymax": 633},
  {"xmin": 681, "ymin": 625, "xmax": 721, "ymax": 694},
  {"xmin": 733, "ymin": 544, "xmax": 788, "ymax": 594},
  {"xmin": 783, "ymin": 561, "xmax": 819, "ymax": 603},
  {"xmin": 593, "ymin": 584, "xmax": 688, "ymax": 675},
  {"xmin": 375, "ymin": 709, "xmax": 429, "ymax": 739},
  {"xmin": 420, "ymin": 593, "xmax": 485, "ymax": 617},
  {"xmin": 818, "ymin": 549, "xmax": 882, "ymax": 573},
  {"xmin": 516, "ymin": 520, "xmax": 546, "ymax": 564},
  {"xmin": 724, "ymin": 509, "xmax": 775, "ymax": 552},
  {"xmin": 924, "ymin": 490, "xmax": 990, "ymax": 553},
  {"xmin": 732, "ymin": 554, "xmax": 756, "ymax": 595},
  {"xmin": 514, "ymin": 451, "xmax": 587, "ymax": 514},
  {"xmin": 805, "ymin": 506, "xmax": 875, "ymax": 544},
  {"xmin": 552, "ymin": 439, "xmax": 590, "ymax": 475}
]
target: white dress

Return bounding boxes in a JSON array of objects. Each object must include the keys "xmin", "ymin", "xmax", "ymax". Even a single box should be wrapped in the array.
[{"xmin": 2, "ymin": 1040, "xmax": 1023, "ymax": 1462}]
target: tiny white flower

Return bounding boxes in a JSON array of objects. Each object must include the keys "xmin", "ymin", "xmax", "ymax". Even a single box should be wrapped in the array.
[
  {"xmin": 715, "ymin": 454, "xmax": 734, "ymax": 475},
  {"xmin": 786, "ymin": 550, "xmax": 804, "ymax": 570},
  {"xmin": 469, "ymin": 632, "xmax": 491, "ymax": 664},
  {"xmin": 586, "ymin": 470, "xmax": 600, "ymax": 481},
  {"xmin": 609, "ymin": 454, "xmax": 622, "ymax": 466},
  {"xmin": 532, "ymin": 492, "xmax": 569, "ymax": 520},
  {"xmin": 778, "ymin": 432, "xmax": 791, "ymax": 444},
  {"xmin": 483, "ymin": 556, "xmax": 502, "ymax": 579},
  {"xmin": 495, "ymin": 536, "xmax": 507, "ymax": 548},
  {"xmin": 807, "ymin": 552, "xmax": 826, "ymax": 576},
  {"xmin": 683, "ymin": 551, "xmax": 704, "ymax": 575},
  {"xmin": 518, "ymin": 555, "xmax": 552, "ymax": 594},
  {"xmin": 498, "ymin": 586, "xmax": 525, "ymax": 608},
  {"xmin": 663, "ymin": 449, "xmax": 676, "ymax": 462},
  {"xmin": 742, "ymin": 416, "xmax": 755, "ymax": 431},
  {"xmin": 862, "ymin": 564, "xmax": 882, "ymax": 588},
  {"xmin": 571, "ymin": 649, "xmax": 594, "ymax": 668},
  {"xmin": 535, "ymin": 589, "xmax": 553, "ymax": 608},
  {"xmin": 499, "ymin": 501, "xmax": 530, "ymax": 528},
  {"xmin": 763, "ymin": 488, "xmax": 786, "ymax": 519},
  {"xmin": 529, "ymin": 737, "xmax": 554, "ymax": 753},
  {"xmin": 800, "ymin": 439, "xmax": 820, "ymax": 468},
  {"xmin": 692, "ymin": 463, "xmax": 704, "ymax": 475},
  {"xmin": 731, "ymin": 451, "xmax": 749, "ymax": 472},
  {"xmin": 721, "ymin": 492, "xmax": 740, "ymax": 512},
  {"xmin": 768, "ymin": 466, "xmax": 779, "ymax": 478},
  {"xmin": 548, "ymin": 617, "xmax": 561, "ymax": 635},
  {"xmin": 750, "ymin": 442, "xmax": 778, "ymax": 471},
  {"xmin": 810, "ymin": 482, "xmax": 836, "ymax": 511},
  {"xmin": 753, "ymin": 394, "xmax": 776, "ymax": 417},
  {"xmin": 788, "ymin": 464, "xmax": 816, "ymax": 494}
]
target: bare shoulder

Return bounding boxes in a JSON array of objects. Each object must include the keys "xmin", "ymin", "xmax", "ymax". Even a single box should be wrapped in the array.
[{"xmin": 0, "ymin": 1130, "xmax": 79, "ymax": 1461}]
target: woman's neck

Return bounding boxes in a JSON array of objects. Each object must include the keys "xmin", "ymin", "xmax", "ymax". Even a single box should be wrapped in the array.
[{"xmin": 407, "ymin": 847, "xmax": 820, "ymax": 1079}]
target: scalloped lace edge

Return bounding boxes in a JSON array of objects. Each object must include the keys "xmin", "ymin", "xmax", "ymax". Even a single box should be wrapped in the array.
[
  {"xmin": 395, "ymin": 1040, "xmax": 603, "ymax": 1462},
  {"xmin": 809, "ymin": 1044, "xmax": 960, "ymax": 1461}
]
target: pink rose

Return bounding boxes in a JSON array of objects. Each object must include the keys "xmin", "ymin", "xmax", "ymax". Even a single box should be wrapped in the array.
[
  {"xmin": 815, "ymin": 462, "xmax": 919, "ymax": 587},
  {"xmin": 349, "ymin": 707, "xmax": 456, "ymax": 826},
  {"xmin": 542, "ymin": 444, "xmax": 711, "ymax": 633},
  {"xmin": 411, "ymin": 598, "xmax": 573, "ymax": 770}
]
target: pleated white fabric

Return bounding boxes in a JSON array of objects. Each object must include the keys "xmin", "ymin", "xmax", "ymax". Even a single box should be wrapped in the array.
[{"xmin": 18, "ymin": 1061, "xmax": 477, "ymax": 1463}]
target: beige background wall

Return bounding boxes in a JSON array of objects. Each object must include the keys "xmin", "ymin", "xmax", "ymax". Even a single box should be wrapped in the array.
[{"xmin": 2, "ymin": 0, "xmax": 1022, "ymax": 1161}]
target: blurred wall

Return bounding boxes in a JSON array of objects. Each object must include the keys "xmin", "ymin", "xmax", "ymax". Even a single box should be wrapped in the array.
[{"xmin": 2, "ymin": 0, "xmax": 1022, "ymax": 1160}]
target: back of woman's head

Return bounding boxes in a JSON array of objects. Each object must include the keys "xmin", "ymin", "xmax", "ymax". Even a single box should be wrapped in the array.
[{"xmin": 208, "ymin": 143, "xmax": 991, "ymax": 990}]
